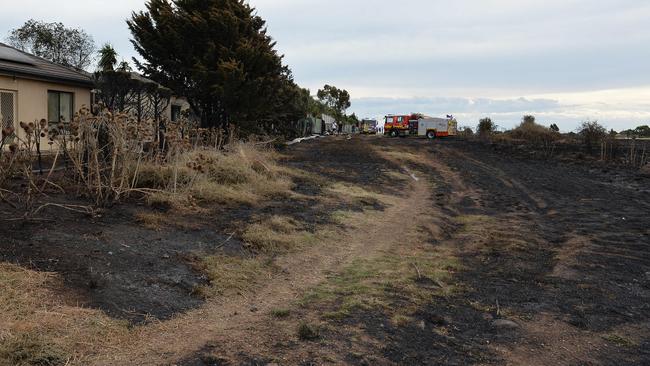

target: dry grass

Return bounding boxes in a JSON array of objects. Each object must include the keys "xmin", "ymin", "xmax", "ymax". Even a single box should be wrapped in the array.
[
  {"xmin": 0, "ymin": 264, "xmax": 131, "ymax": 365},
  {"xmin": 194, "ymin": 255, "xmax": 271, "ymax": 298},
  {"xmin": 139, "ymin": 142, "xmax": 294, "ymax": 208},
  {"xmin": 242, "ymin": 216, "xmax": 316, "ymax": 253}
]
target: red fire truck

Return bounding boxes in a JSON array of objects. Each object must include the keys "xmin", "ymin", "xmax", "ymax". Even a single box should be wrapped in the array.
[
  {"xmin": 384, "ymin": 114, "xmax": 457, "ymax": 138},
  {"xmin": 384, "ymin": 114, "xmax": 420, "ymax": 137}
]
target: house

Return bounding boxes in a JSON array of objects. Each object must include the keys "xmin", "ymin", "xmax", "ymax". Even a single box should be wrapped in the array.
[{"xmin": 0, "ymin": 42, "xmax": 93, "ymax": 141}]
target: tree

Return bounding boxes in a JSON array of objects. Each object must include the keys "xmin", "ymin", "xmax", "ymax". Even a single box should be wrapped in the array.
[
  {"xmin": 97, "ymin": 44, "xmax": 118, "ymax": 72},
  {"xmin": 7, "ymin": 19, "xmax": 95, "ymax": 69},
  {"xmin": 477, "ymin": 117, "xmax": 495, "ymax": 138},
  {"xmin": 522, "ymin": 115, "xmax": 536, "ymax": 125},
  {"xmin": 128, "ymin": 0, "xmax": 290, "ymax": 129},
  {"xmin": 577, "ymin": 121, "xmax": 607, "ymax": 153},
  {"xmin": 317, "ymin": 85, "xmax": 351, "ymax": 120}
]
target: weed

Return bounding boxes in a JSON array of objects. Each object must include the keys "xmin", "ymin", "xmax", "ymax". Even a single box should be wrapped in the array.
[
  {"xmin": 297, "ymin": 322, "xmax": 320, "ymax": 341},
  {"xmin": 602, "ymin": 334, "xmax": 636, "ymax": 347},
  {"xmin": 270, "ymin": 309, "xmax": 291, "ymax": 319}
]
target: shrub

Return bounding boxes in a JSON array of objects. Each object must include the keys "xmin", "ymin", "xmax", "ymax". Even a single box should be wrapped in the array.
[
  {"xmin": 508, "ymin": 119, "xmax": 560, "ymax": 146},
  {"xmin": 577, "ymin": 121, "xmax": 607, "ymax": 153},
  {"xmin": 297, "ymin": 322, "xmax": 320, "ymax": 341},
  {"xmin": 477, "ymin": 117, "xmax": 496, "ymax": 139}
]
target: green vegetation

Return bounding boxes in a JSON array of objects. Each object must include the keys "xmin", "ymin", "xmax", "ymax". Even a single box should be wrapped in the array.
[
  {"xmin": 297, "ymin": 322, "xmax": 321, "ymax": 341},
  {"xmin": 128, "ymin": 0, "xmax": 313, "ymax": 135},
  {"xmin": 7, "ymin": 19, "xmax": 95, "ymax": 69},
  {"xmin": 270, "ymin": 308, "xmax": 291, "ymax": 319},
  {"xmin": 300, "ymin": 251, "xmax": 461, "ymax": 322}
]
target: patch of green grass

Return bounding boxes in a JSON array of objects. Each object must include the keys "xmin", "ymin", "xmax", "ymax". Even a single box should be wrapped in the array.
[
  {"xmin": 270, "ymin": 308, "xmax": 291, "ymax": 319},
  {"xmin": 297, "ymin": 322, "xmax": 320, "ymax": 341},
  {"xmin": 301, "ymin": 252, "xmax": 462, "ymax": 322},
  {"xmin": 602, "ymin": 334, "xmax": 636, "ymax": 347}
]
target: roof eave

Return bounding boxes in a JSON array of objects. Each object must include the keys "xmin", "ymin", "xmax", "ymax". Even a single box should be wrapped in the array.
[{"xmin": 0, "ymin": 69, "xmax": 94, "ymax": 89}]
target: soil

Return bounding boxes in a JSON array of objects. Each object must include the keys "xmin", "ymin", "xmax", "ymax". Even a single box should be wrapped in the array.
[{"xmin": 1, "ymin": 135, "xmax": 649, "ymax": 365}]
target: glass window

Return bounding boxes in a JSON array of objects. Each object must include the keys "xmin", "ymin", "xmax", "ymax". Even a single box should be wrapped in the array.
[
  {"xmin": 48, "ymin": 91, "xmax": 74, "ymax": 124},
  {"xmin": 171, "ymin": 105, "xmax": 182, "ymax": 122},
  {"xmin": 0, "ymin": 91, "xmax": 16, "ymax": 130},
  {"xmin": 397, "ymin": 116, "xmax": 403, "ymax": 122},
  {"xmin": 385, "ymin": 116, "xmax": 393, "ymax": 123}
]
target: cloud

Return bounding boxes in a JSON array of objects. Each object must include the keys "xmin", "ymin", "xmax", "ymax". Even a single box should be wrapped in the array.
[{"xmin": 1, "ymin": 0, "xmax": 649, "ymax": 130}]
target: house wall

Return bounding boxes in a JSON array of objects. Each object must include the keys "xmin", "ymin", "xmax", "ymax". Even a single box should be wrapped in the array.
[{"xmin": 0, "ymin": 74, "xmax": 91, "ymax": 143}]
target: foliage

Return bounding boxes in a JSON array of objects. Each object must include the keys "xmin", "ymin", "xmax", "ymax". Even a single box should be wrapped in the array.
[
  {"xmin": 128, "ymin": 0, "xmax": 300, "ymax": 130},
  {"xmin": 521, "ymin": 115, "xmax": 536, "ymax": 125},
  {"xmin": 577, "ymin": 120, "xmax": 607, "ymax": 152},
  {"xmin": 93, "ymin": 71, "xmax": 172, "ymax": 123},
  {"xmin": 621, "ymin": 125, "xmax": 650, "ymax": 138},
  {"xmin": 317, "ymin": 85, "xmax": 351, "ymax": 120},
  {"xmin": 477, "ymin": 117, "xmax": 496, "ymax": 138},
  {"xmin": 507, "ymin": 118, "xmax": 559, "ymax": 155},
  {"xmin": 97, "ymin": 43, "xmax": 118, "ymax": 72},
  {"xmin": 458, "ymin": 126, "xmax": 474, "ymax": 137},
  {"xmin": 7, "ymin": 19, "xmax": 95, "ymax": 70}
]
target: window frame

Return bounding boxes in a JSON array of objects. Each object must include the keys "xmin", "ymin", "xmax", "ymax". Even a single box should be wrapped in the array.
[
  {"xmin": 47, "ymin": 90, "xmax": 74, "ymax": 125},
  {"xmin": 0, "ymin": 90, "xmax": 17, "ymax": 131},
  {"xmin": 171, "ymin": 104, "xmax": 182, "ymax": 122}
]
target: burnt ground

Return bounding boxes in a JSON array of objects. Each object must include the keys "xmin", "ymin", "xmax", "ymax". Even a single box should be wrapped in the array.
[
  {"xmin": 181, "ymin": 136, "xmax": 649, "ymax": 365},
  {"xmin": 0, "ymin": 138, "xmax": 395, "ymax": 325},
  {"xmin": 323, "ymin": 138, "xmax": 650, "ymax": 365},
  {"xmin": 1, "ymin": 136, "xmax": 648, "ymax": 365}
]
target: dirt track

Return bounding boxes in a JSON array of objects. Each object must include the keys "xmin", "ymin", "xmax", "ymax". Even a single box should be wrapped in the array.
[
  {"xmin": 175, "ymin": 136, "xmax": 650, "ymax": 365},
  {"xmin": 2, "ymin": 136, "xmax": 649, "ymax": 365}
]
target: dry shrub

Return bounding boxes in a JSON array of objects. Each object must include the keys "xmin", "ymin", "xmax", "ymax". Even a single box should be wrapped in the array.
[
  {"xmin": 508, "ymin": 120, "xmax": 560, "ymax": 146},
  {"xmin": 140, "ymin": 142, "xmax": 293, "ymax": 207}
]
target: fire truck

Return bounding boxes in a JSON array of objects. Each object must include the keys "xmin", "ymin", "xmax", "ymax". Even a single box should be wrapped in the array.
[{"xmin": 384, "ymin": 114, "xmax": 457, "ymax": 139}]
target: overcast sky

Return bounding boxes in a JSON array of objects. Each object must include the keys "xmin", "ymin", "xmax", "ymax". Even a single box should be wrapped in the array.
[{"xmin": 2, "ymin": 0, "xmax": 649, "ymax": 131}]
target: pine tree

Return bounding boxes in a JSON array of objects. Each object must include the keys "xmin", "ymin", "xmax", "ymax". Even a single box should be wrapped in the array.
[{"xmin": 128, "ymin": 0, "xmax": 290, "ymax": 128}]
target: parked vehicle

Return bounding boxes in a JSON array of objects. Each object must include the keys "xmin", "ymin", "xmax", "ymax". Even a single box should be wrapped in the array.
[
  {"xmin": 417, "ymin": 117, "xmax": 458, "ymax": 139},
  {"xmin": 384, "ymin": 114, "xmax": 457, "ymax": 138},
  {"xmin": 360, "ymin": 119, "xmax": 378, "ymax": 134},
  {"xmin": 384, "ymin": 114, "xmax": 419, "ymax": 137}
]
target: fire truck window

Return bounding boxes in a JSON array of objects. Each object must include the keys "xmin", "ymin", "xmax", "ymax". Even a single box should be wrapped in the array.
[
  {"xmin": 386, "ymin": 117, "xmax": 392, "ymax": 123},
  {"xmin": 397, "ymin": 116, "xmax": 403, "ymax": 122}
]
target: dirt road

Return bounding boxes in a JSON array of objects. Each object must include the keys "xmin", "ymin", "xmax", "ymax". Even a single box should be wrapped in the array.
[{"xmin": 2, "ymin": 136, "xmax": 648, "ymax": 365}]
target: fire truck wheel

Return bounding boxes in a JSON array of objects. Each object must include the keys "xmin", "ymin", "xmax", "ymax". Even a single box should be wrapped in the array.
[
  {"xmin": 427, "ymin": 130, "xmax": 436, "ymax": 139},
  {"xmin": 390, "ymin": 129, "xmax": 399, "ymax": 137}
]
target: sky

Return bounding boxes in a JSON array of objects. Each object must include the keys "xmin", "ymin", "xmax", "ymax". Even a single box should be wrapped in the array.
[{"xmin": 1, "ymin": 0, "xmax": 649, "ymax": 131}]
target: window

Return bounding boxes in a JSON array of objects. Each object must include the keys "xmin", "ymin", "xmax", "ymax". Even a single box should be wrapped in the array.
[
  {"xmin": 385, "ymin": 116, "xmax": 393, "ymax": 123},
  {"xmin": 397, "ymin": 116, "xmax": 404, "ymax": 122},
  {"xmin": 48, "ymin": 91, "xmax": 73, "ymax": 124},
  {"xmin": 0, "ymin": 91, "xmax": 16, "ymax": 131},
  {"xmin": 171, "ymin": 105, "xmax": 182, "ymax": 122}
]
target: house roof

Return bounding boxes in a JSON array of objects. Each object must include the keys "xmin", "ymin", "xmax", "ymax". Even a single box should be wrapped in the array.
[{"xmin": 0, "ymin": 42, "xmax": 93, "ymax": 88}]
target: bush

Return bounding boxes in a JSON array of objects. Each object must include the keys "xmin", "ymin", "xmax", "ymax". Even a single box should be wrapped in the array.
[
  {"xmin": 508, "ymin": 119, "xmax": 560, "ymax": 146},
  {"xmin": 297, "ymin": 322, "xmax": 320, "ymax": 341},
  {"xmin": 577, "ymin": 121, "xmax": 607, "ymax": 153},
  {"xmin": 477, "ymin": 118, "xmax": 496, "ymax": 139},
  {"xmin": 458, "ymin": 126, "xmax": 474, "ymax": 138}
]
